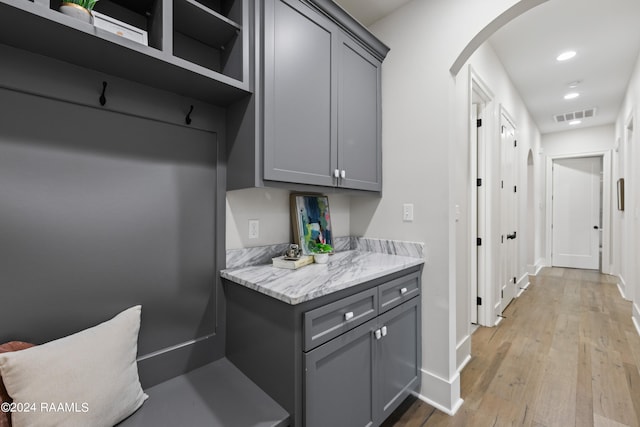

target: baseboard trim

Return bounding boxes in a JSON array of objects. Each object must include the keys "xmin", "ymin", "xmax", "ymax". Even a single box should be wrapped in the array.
[
  {"xmin": 456, "ymin": 334, "xmax": 471, "ymax": 372},
  {"xmin": 617, "ymin": 275, "xmax": 628, "ymax": 300},
  {"xmin": 418, "ymin": 369, "xmax": 463, "ymax": 415},
  {"xmin": 516, "ymin": 273, "xmax": 530, "ymax": 297}
]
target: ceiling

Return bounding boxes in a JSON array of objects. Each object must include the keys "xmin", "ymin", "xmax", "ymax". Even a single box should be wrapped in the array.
[{"xmin": 334, "ymin": 0, "xmax": 640, "ymax": 135}]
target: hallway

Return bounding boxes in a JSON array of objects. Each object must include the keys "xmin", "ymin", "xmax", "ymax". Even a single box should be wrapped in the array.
[{"xmin": 384, "ymin": 268, "xmax": 640, "ymax": 426}]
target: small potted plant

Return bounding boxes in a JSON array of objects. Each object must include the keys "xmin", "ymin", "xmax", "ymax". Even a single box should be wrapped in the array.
[
  {"xmin": 309, "ymin": 242, "xmax": 333, "ymax": 264},
  {"xmin": 59, "ymin": 0, "xmax": 99, "ymax": 25}
]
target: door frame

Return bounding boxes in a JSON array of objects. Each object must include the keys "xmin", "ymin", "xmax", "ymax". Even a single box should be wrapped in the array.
[
  {"xmin": 544, "ymin": 151, "xmax": 611, "ymax": 271},
  {"xmin": 468, "ymin": 66, "xmax": 494, "ymax": 327},
  {"xmin": 499, "ymin": 106, "xmax": 518, "ymax": 315}
]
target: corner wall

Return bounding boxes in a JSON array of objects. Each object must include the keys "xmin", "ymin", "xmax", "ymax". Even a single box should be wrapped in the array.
[
  {"xmin": 614, "ymin": 49, "xmax": 640, "ymax": 333},
  {"xmin": 355, "ymin": 0, "xmax": 545, "ymax": 414}
]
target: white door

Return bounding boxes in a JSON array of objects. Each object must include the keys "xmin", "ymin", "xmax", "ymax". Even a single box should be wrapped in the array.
[
  {"xmin": 552, "ymin": 157, "xmax": 601, "ymax": 270},
  {"xmin": 500, "ymin": 114, "xmax": 517, "ymax": 312}
]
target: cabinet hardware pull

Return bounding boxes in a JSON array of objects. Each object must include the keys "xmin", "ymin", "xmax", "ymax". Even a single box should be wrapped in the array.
[
  {"xmin": 381, "ymin": 326, "xmax": 387, "ymax": 337},
  {"xmin": 344, "ymin": 312, "xmax": 354, "ymax": 321},
  {"xmin": 374, "ymin": 329, "xmax": 382, "ymax": 340},
  {"xmin": 340, "ymin": 170, "xmax": 346, "ymax": 179},
  {"xmin": 400, "ymin": 287, "xmax": 408, "ymax": 295},
  {"xmin": 334, "ymin": 169, "xmax": 340, "ymax": 178}
]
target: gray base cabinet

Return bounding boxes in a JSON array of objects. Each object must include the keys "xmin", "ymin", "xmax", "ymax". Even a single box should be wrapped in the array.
[
  {"xmin": 225, "ymin": 267, "xmax": 422, "ymax": 427},
  {"xmin": 305, "ymin": 298, "xmax": 420, "ymax": 427}
]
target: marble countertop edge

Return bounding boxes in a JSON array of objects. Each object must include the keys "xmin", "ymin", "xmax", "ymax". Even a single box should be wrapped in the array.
[{"xmin": 221, "ymin": 250, "xmax": 424, "ymax": 305}]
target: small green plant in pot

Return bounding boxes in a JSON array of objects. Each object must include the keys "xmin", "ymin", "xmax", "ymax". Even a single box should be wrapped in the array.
[
  {"xmin": 59, "ymin": 0, "xmax": 99, "ymax": 24},
  {"xmin": 309, "ymin": 242, "xmax": 333, "ymax": 264}
]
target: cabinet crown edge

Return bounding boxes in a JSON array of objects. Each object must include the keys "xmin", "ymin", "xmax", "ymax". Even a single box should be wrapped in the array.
[{"xmin": 305, "ymin": 0, "xmax": 390, "ymax": 61}]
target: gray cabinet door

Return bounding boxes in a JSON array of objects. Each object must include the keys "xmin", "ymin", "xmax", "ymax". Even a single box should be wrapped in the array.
[
  {"xmin": 337, "ymin": 37, "xmax": 382, "ymax": 191},
  {"xmin": 304, "ymin": 319, "xmax": 376, "ymax": 427},
  {"xmin": 263, "ymin": 0, "xmax": 338, "ymax": 187},
  {"xmin": 377, "ymin": 297, "xmax": 421, "ymax": 422}
]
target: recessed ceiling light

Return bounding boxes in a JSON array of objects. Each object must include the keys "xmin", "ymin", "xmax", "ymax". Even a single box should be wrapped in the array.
[
  {"xmin": 557, "ymin": 51, "xmax": 577, "ymax": 61},
  {"xmin": 564, "ymin": 92, "xmax": 580, "ymax": 100},
  {"xmin": 569, "ymin": 120, "xmax": 582, "ymax": 125}
]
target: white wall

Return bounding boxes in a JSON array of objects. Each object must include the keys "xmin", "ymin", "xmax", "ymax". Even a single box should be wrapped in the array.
[
  {"xmin": 226, "ymin": 188, "xmax": 351, "ymax": 249},
  {"xmin": 615, "ymin": 49, "xmax": 640, "ymax": 335},
  {"xmin": 453, "ymin": 41, "xmax": 542, "ymax": 368},
  {"xmin": 542, "ymin": 124, "xmax": 615, "ymax": 156},
  {"xmin": 354, "ymin": 0, "xmax": 545, "ymax": 414}
]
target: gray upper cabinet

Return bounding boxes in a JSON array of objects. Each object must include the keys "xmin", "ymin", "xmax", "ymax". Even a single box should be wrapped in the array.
[
  {"xmin": 226, "ymin": 0, "xmax": 389, "ymax": 193},
  {"xmin": 337, "ymin": 36, "xmax": 382, "ymax": 191},
  {"xmin": 263, "ymin": 0, "xmax": 337, "ymax": 187}
]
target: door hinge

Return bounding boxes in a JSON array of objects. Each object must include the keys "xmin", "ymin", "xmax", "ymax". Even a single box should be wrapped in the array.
[
  {"xmin": 513, "ymin": 277, "xmax": 517, "ymax": 284},
  {"xmin": 514, "ymin": 185, "xmax": 517, "ymax": 193},
  {"xmin": 501, "ymin": 125, "xmax": 505, "ymax": 134},
  {"xmin": 477, "ymin": 297, "xmax": 482, "ymax": 306},
  {"xmin": 477, "ymin": 178, "xmax": 482, "ymax": 186},
  {"xmin": 501, "ymin": 290, "xmax": 504, "ymax": 298},
  {"xmin": 514, "ymin": 140, "xmax": 517, "ymax": 147},
  {"xmin": 501, "ymin": 181, "xmax": 504, "ymax": 189},
  {"xmin": 477, "ymin": 119, "xmax": 483, "ymax": 127},
  {"xmin": 501, "ymin": 235, "xmax": 504, "ymax": 244},
  {"xmin": 477, "ymin": 237, "xmax": 482, "ymax": 246}
]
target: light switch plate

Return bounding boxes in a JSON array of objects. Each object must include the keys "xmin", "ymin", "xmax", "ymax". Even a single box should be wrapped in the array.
[
  {"xmin": 403, "ymin": 204, "xmax": 414, "ymax": 222},
  {"xmin": 248, "ymin": 219, "xmax": 259, "ymax": 239}
]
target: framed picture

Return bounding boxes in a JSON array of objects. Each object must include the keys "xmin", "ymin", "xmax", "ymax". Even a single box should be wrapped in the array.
[
  {"xmin": 618, "ymin": 178, "xmax": 625, "ymax": 211},
  {"xmin": 290, "ymin": 194, "xmax": 333, "ymax": 255}
]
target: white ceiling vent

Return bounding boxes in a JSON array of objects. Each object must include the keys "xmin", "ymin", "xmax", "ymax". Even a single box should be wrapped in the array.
[{"xmin": 554, "ymin": 108, "xmax": 597, "ymax": 123}]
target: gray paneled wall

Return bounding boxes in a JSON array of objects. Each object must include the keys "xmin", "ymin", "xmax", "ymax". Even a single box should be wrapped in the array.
[{"xmin": 0, "ymin": 86, "xmax": 224, "ymax": 386}]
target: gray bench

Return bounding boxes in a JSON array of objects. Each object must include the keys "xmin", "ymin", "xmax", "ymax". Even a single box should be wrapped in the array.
[{"xmin": 118, "ymin": 358, "xmax": 290, "ymax": 427}]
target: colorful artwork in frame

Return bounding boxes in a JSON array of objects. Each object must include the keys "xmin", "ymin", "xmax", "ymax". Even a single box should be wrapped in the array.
[{"xmin": 290, "ymin": 194, "xmax": 333, "ymax": 255}]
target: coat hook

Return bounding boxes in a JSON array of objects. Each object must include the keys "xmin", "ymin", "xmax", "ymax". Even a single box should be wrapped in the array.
[
  {"xmin": 185, "ymin": 105, "xmax": 194, "ymax": 125},
  {"xmin": 99, "ymin": 81, "xmax": 107, "ymax": 106}
]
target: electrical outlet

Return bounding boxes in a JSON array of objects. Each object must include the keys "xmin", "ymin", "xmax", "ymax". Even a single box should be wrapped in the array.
[
  {"xmin": 248, "ymin": 219, "xmax": 259, "ymax": 239},
  {"xmin": 402, "ymin": 204, "xmax": 414, "ymax": 222}
]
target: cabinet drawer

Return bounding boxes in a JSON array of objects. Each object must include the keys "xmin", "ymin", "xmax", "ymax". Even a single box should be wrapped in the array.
[
  {"xmin": 304, "ymin": 288, "xmax": 377, "ymax": 351},
  {"xmin": 378, "ymin": 272, "xmax": 420, "ymax": 313}
]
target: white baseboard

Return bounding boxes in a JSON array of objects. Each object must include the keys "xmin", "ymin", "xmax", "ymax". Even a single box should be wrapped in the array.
[
  {"xmin": 418, "ymin": 369, "xmax": 463, "ymax": 415},
  {"xmin": 617, "ymin": 275, "xmax": 629, "ymax": 300},
  {"xmin": 516, "ymin": 273, "xmax": 530, "ymax": 297},
  {"xmin": 456, "ymin": 334, "xmax": 471, "ymax": 372},
  {"xmin": 633, "ymin": 303, "xmax": 640, "ymax": 337}
]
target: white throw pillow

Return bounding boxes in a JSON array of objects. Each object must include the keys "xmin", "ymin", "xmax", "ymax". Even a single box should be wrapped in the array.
[{"xmin": 0, "ymin": 306, "xmax": 147, "ymax": 427}]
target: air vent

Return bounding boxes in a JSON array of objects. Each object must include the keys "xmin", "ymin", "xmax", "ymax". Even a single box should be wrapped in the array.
[{"xmin": 554, "ymin": 108, "xmax": 597, "ymax": 123}]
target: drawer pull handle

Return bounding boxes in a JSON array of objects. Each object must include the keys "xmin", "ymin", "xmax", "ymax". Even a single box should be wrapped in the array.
[
  {"xmin": 374, "ymin": 329, "xmax": 382, "ymax": 340},
  {"xmin": 344, "ymin": 312, "xmax": 354, "ymax": 321},
  {"xmin": 400, "ymin": 287, "xmax": 408, "ymax": 295},
  {"xmin": 381, "ymin": 326, "xmax": 388, "ymax": 337}
]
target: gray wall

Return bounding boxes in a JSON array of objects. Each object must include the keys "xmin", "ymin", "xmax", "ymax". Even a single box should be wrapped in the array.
[{"xmin": 0, "ymin": 45, "xmax": 227, "ymax": 387}]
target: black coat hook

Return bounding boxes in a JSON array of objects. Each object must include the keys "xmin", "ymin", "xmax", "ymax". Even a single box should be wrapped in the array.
[
  {"xmin": 185, "ymin": 105, "xmax": 194, "ymax": 125},
  {"xmin": 99, "ymin": 81, "xmax": 107, "ymax": 106}
]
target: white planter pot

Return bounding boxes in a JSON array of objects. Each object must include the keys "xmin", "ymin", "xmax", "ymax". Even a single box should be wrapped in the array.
[
  {"xmin": 313, "ymin": 253, "xmax": 329, "ymax": 264},
  {"xmin": 59, "ymin": 3, "xmax": 94, "ymax": 24}
]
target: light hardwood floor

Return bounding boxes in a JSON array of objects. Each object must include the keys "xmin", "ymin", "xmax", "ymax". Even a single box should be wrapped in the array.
[{"xmin": 383, "ymin": 267, "xmax": 640, "ymax": 427}]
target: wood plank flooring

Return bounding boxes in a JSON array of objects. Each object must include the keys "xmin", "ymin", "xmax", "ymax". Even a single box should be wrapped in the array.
[{"xmin": 382, "ymin": 267, "xmax": 640, "ymax": 427}]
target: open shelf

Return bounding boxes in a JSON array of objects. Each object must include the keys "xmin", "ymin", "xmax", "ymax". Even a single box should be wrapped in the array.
[
  {"xmin": 0, "ymin": 0, "xmax": 249, "ymax": 105},
  {"xmin": 173, "ymin": 0, "xmax": 243, "ymax": 80}
]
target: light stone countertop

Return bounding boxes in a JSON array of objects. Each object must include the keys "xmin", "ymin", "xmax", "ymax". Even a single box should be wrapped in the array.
[{"xmin": 220, "ymin": 250, "xmax": 424, "ymax": 305}]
